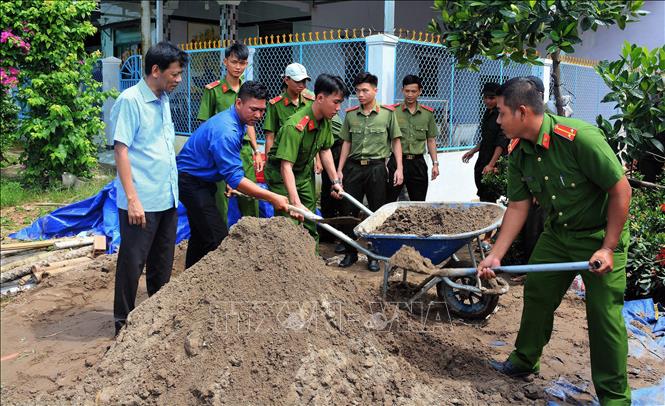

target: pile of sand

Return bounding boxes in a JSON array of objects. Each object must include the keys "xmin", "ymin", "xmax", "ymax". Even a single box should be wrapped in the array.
[{"xmin": 61, "ymin": 217, "xmax": 469, "ymax": 404}]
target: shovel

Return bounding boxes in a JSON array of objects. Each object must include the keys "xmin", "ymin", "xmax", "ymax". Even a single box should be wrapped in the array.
[{"xmin": 229, "ymin": 190, "xmax": 361, "ymax": 226}]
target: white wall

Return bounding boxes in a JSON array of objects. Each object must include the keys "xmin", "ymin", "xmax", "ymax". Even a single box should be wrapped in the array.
[{"xmin": 426, "ymin": 151, "xmax": 478, "ymax": 202}]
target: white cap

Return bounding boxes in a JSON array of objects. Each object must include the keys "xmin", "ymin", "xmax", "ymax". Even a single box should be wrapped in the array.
[{"xmin": 283, "ymin": 63, "xmax": 310, "ymax": 81}]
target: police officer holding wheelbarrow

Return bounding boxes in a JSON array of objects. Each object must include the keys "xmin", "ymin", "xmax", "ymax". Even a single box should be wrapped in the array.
[{"xmin": 477, "ymin": 77, "xmax": 632, "ymax": 405}]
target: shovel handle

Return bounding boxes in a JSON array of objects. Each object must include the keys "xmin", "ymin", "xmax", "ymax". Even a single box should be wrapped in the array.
[
  {"xmin": 444, "ymin": 261, "xmax": 597, "ymax": 278},
  {"xmin": 287, "ymin": 205, "xmax": 323, "ymax": 222},
  {"xmin": 339, "ymin": 192, "xmax": 374, "ymax": 216}
]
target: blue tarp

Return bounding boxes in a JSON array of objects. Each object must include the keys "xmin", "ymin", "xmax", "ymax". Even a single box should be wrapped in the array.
[
  {"xmin": 622, "ymin": 298, "xmax": 665, "ymax": 359},
  {"xmin": 546, "ymin": 299, "xmax": 665, "ymax": 405},
  {"xmin": 9, "ymin": 181, "xmax": 275, "ymax": 252}
]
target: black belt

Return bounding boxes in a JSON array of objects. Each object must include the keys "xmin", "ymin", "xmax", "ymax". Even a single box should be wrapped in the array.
[
  {"xmin": 350, "ymin": 158, "xmax": 385, "ymax": 166},
  {"xmin": 403, "ymin": 154, "xmax": 424, "ymax": 160}
]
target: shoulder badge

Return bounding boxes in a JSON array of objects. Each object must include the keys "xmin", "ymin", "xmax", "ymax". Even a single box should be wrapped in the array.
[
  {"xmin": 345, "ymin": 105, "xmax": 360, "ymax": 113},
  {"xmin": 205, "ymin": 80, "xmax": 220, "ymax": 90},
  {"xmin": 269, "ymin": 95, "xmax": 283, "ymax": 105},
  {"xmin": 295, "ymin": 115, "xmax": 311, "ymax": 132},
  {"xmin": 301, "ymin": 89, "xmax": 315, "ymax": 101},
  {"xmin": 381, "ymin": 104, "xmax": 395, "ymax": 111},
  {"xmin": 553, "ymin": 124, "xmax": 577, "ymax": 141},
  {"xmin": 420, "ymin": 104, "xmax": 434, "ymax": 112},
  {"xmin": 508, "ymin": 138, "xmax": 521, "ymax": 154}
]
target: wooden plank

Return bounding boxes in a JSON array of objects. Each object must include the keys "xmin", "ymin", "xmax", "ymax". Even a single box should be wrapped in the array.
[
  {"xmin": 53, "ymin": 237, "xmax": 94, "ymax": 249},
  {"xmin": 93, "ymin": 235, "xmax": 106, "ymax": 254}
]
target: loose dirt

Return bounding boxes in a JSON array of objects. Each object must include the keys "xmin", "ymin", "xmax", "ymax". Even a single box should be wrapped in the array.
[
  {"xmin": 375, "ymin": 205, "xmax": 502, "ymax": 236},
  {"xmin": 1, "ymin": 218, "xmax": 662, "ymax": 405}
]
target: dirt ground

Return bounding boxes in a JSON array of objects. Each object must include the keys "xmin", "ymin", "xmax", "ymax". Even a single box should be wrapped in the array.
[{"xmin": 0, "ymin": 218, "xmax": 662, "ymax": 405}]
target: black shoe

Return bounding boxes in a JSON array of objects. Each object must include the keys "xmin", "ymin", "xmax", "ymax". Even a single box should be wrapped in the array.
[
  {"xmin": 367, "ymin": 258, "xmax": 380, "ymax": 272},
  {"xmin": 489, "ymin": 359, "xmax": 537, "ymax": 377},
  {"xmin": 334, "ymin": 242, "xmax": 346, "ymax": 254},
  {"xmin": 114, "ymin": 320, "xmax": 126, "ymax": 337},
  {"xmin": 339, "ymin": 253, "xmax": 358, "ymax": 268}
]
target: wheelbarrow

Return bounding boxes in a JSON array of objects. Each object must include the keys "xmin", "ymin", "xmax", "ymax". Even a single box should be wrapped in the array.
[{"xmin": 289, "ymin": 192, "xmax": 596, "ymax": 320}]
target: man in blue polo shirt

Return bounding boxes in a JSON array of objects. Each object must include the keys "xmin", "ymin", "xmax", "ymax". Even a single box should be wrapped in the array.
[
  {"xmin": 111, "ymin": 42, "xmax": 188, "ymax": 336},
  {"xmin": 177, "ymin": 81, "xmax": 292, "ymax": 268}
]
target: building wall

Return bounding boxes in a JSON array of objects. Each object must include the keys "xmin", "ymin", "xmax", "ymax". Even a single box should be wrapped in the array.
[
  {"xmin": 311, "ymin": 1, "xmax": 384, "ymax": 32},
  {"xmin": 572, "ymin": 0, "xmax": 664, "ymax": 60}
]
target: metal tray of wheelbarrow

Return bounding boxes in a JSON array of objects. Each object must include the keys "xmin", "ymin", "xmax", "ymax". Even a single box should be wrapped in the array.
[{"xmin": 353, "ymin": 201, "xmax": 506, "ymax": 265}]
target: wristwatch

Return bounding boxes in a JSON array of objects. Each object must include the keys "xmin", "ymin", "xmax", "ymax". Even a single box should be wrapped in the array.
[
  {"xmin": 332, "ymin": 179, "xmax": 342, "ymax": 185},
  {"xmin": 432, "ymin": 161, "xmax": 439, "ymax": 166}
]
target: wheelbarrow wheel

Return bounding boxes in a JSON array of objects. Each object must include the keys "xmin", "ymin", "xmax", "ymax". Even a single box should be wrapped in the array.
[{"xmin": 436, "ymin": 276, "xmax": 499, "ymax": 320}]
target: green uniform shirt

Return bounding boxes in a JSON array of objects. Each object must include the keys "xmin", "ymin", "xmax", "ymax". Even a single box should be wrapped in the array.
[
  {"xmin": 197, "ymin": 78, "xmax": 250, "ymax": 141},
  {"xmin": 263, "ymin": 90, "xmax": 315, "ymax": 134},
  {"xmin": 267, "ymin": 105, "xmax": 334, "ymax": 178},
  {"xmin": 339, "ymin": 102, "xmax": 402, "ymax": 160},
  {"xmin": 507, "ymin": 113, "xmax": 624, "ymax": 231},
  {"xmin": 393, "ymin": 102, "xmax": 438, "ymax": 155},
  {"xmin": 331, "ymin": 113, "xmax": 343, "ymax": 142}
]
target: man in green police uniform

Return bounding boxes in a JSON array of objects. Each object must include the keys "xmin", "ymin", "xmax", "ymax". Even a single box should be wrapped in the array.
[
  {"xmin": 337, "ymin": 72, "xmax": 404, "ymax": 271},
  {"xmin": 477, "ymin": 77, "xmax": 632, "ymax": 405},
  {"xmin": 198, "ymin": 42, "xmax": 262, "ymax": 225},
  {"xmin": 263, "ymin": 63, "xmax": 315, "ymax": 156},
  {"xmin": 265, "ymin": 74, "xmax": 348, "ymax": 243},
  {"xmin": 388, "ymin": 74, "xmax": 439, "ymax": 202}
]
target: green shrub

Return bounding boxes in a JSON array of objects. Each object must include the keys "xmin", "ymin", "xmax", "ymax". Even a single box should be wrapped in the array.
[
  {"xmin": 625, "ymin": 177, "xmax": 665, "ymax": 302},
  {"xmin": 0, "ymin": 0, "xmax": 112, "ymax": 186}
]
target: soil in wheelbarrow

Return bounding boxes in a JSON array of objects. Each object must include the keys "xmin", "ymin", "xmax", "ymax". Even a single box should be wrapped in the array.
[{"xmin": 375, "ymin": 205, "xmax": 502, "ymax": 236}]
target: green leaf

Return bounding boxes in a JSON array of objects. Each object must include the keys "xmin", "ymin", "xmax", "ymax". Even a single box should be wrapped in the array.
[{"xmin": 499, "ymin": 9, "xmax": 517, "ymax": 19}]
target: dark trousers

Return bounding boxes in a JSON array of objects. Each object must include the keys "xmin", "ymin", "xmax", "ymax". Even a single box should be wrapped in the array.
[
  {"xmin": 474, "ymin": 167, "xmax": 499, "ymax": 203},
  {"xmin": 341, "ymin": 159, "xmax": 387, "ymax": 253},
  {"xmin": 386, "ymin": 154, "xmax": 428, "ymax": 202},
  {"xmin": 319, "ymin": 142, "xmax": 342, "ymax": 242},
  {"xmin": 114, "ymin": 207, "xmax": 177, "ymax": 326},
  {"xmin": 179, "ymin": 172, "xmax": 228, "ymax": 268}
]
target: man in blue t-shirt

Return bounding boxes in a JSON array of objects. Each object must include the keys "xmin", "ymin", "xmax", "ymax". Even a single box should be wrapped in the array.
[{"xmin": 177, "ymin": 81, "xmax": 292, "ymax": 268}]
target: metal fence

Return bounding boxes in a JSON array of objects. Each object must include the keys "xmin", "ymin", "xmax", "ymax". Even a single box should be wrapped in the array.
[
  {"xmin": 556, "ymin": 62, "xmax": 617, "ymax": 126},
  {"xmin": 394, "ymin": 40, "xmax": 542, "ymax": 151},
  {"xmin": 167, "ymin": 38, "xmax": 367, "ymax": 137},
  {"xmin": 116, "ymin": 36, "xmax": 615, "ymax": 150}
]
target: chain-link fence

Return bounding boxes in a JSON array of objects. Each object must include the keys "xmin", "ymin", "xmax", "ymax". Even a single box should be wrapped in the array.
[
  {"xmin": 114, "ymin": 36, "xmax": 615, "ymax": 148},
  {"xmin": 555, "ymin": 62, "xmax": 617, "ymax": 126},
  {"xmin": 168, "ymin": 39, "xmax": 367, "ymax": 138},
  {"xmin": 394, "ymin": 39, "xmax": 543, "ymax": 151}
]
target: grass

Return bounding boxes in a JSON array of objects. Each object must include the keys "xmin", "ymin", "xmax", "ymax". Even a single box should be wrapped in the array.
[
  {"xmin": 0, "ymin": 168, "xmax": 114, "ymax": 209},
  {"xmin": 0, "ymin": 166, "xmax": 114, "ymax": 238}
]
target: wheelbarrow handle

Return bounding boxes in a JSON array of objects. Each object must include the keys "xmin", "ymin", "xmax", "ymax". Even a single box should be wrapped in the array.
[
  {"xmin": 339, "ymin": 192, "xmax": 374, "ymax": 216},
  {"xmin": 444, "ymin": 261, "xmax": 596, "ymax": 278}
]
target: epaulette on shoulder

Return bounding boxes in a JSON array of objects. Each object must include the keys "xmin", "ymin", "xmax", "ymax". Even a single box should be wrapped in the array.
[
  {"xmin": 553, "ymin": 123, "xmax": 577, "ymax": 141},
  {"xmin": 381, "ymin": 104, "xmax": 395, "ymax": 111},
  {"xmin": 269, "ymin": 95, "xmax": 283, "ymax": 105},
  {"xmin": 420, "ymin": 104, "xmax": 434, "ymax": 112},
  {"xmin": 301, "ymin": 90, "xmax": 315, "ymax": 101},
  {"xmin": 345, "ymin": 105, "xmax": 360, "ymax": 112},
  {"xmin": 508, "ymin": 138, "xmax": 521, "ymax": 154},
  {"xmin": 295, "ymin": 115, "xmax": 311, "ymax": 132},
  {"xmin": 205, "ymin": 80, "xmax": 220, "ymax": 90}
]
